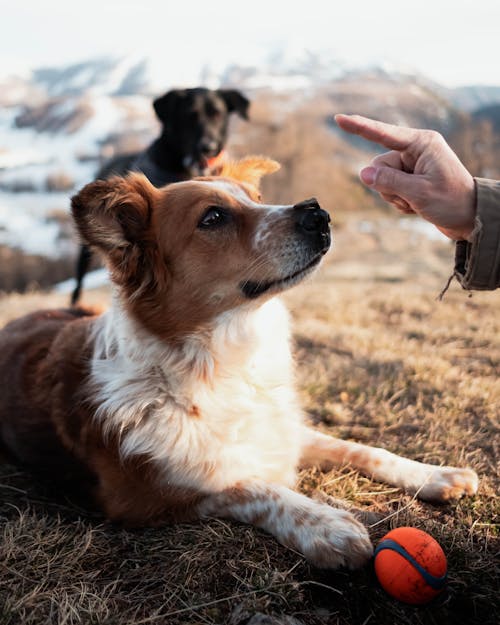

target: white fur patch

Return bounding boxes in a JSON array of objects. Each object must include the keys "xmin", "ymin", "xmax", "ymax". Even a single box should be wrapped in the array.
[
  {"xmin": 253, "ymin": 206, "xmax": 291, "ymax": 250},
  {"xmin": 301, "ymin": 429, "xmax": 479, "ymax": 503},
  {"xmin": 202, "ymin": 179, "xmax": 293, "ymax": 250},
  {"xmin": 88, "ymin": 292, "xmax": 304, "ymax": 493}
]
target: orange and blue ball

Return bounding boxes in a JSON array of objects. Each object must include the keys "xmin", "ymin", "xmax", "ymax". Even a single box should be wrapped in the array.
[{"xmin": 374, "ymin": 527, "xmax": 448, "ymax": 605}]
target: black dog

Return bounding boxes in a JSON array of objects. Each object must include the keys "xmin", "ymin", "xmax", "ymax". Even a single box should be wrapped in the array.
[{"xmin": 71, "ymin": 87, "xmax": 249, "ymax": 305}]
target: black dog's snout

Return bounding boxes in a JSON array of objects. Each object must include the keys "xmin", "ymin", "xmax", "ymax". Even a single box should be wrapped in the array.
[
  {"xmin": 199, "ymin": 139, "xmax": 219, "ymax": 155},
  {"xmin": 293, "ymin": 198, "xmax": 330, "ymax": 233}
]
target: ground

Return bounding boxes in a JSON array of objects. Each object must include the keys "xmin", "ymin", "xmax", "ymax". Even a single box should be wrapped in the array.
[{"xmin": 0, "ymin": 215, "xmax": 498, "ymax": 625}]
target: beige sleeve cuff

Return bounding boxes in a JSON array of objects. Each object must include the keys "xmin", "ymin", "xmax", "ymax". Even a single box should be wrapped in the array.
[{"xmin": 454, "ymin": 178, "xmax": 500, "ymax": 291}]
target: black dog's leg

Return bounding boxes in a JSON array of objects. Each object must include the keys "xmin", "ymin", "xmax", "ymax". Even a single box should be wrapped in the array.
[{"xmin": 71, "ymin": 245, "xmax": 93, "ymax": 306}]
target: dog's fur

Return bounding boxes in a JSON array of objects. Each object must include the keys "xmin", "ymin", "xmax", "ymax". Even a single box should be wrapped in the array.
[
  {"xmin": 0, "ymin": 158, "xmax": 478, "ymax": 569},
  {"xmin": 71, "ymin": 87, "xmax": 249, "ymax": 306}
]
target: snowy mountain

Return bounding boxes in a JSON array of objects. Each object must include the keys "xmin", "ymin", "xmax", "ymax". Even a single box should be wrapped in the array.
[
  {"xmin": 449, "ymin": 85, "xmax": 500, "ymax": 112},
  {"xmin": 0, "ymin": 57, "xmax": 158, "ymax": 105},
  {"xmin": 0, "ymin": 58, "xmax": 163, "ymax": 257},
  {"xmin": 33, "ymin": 57, "xmax": 151, "ymax": 98}
]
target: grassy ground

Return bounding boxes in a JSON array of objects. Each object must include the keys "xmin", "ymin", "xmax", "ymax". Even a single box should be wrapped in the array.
[{"xmin": 0, "ymin": 215, "xmax": 498, "ymax": 625}]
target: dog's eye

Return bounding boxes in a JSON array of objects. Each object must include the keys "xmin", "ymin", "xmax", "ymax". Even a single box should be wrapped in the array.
[
  {"xmin": 198, "ymin": 207, "xmax": 229, "ymax": 229},
  {"xmin": 206, "ymin": 105, "xmax": 223, "ymax": 120}
]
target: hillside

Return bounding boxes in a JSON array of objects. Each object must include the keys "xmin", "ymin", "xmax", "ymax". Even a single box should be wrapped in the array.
[{"xmin": 473, "ymin": 103, "xmax": 500, "ymax": 132}]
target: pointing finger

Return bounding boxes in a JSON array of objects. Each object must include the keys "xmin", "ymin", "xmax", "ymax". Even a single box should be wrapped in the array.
[{"xmin": 335, "ymin": 114, "xmax": 421, "ymax": 151}]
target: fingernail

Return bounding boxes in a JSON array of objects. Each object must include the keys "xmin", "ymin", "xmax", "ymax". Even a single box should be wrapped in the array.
[{"xmin": 360, "ymin": 167, "xmax": 376, "ymax": 186}]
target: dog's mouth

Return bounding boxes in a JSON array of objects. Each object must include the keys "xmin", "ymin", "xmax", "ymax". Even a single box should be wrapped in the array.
[
  {"xmin": 184, "ymin": 150, "xmax": 223, "ymax": 175},
  {"xmin": 198, "ymin": 155, "xmax": 212, "ymax": 171},
  {"xmin": 240, "ymin": 253, "xmax": 326, "ymax": 299}
]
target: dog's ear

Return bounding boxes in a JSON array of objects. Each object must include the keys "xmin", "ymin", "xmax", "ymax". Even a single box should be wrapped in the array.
[
  {"xmin": 219, "ymin": 156, "xmax": 280, "ymax": 190},
  {"xmin": 71, "ymin": 174, "xmax": 155, "ymax": 255},
  {"xmin": 218, "ymin": 90, "xmax": 250, "ymax": 120},
  {"xmin": 153, "ymin": 89, "xmax": 184, "ymax": 124}
]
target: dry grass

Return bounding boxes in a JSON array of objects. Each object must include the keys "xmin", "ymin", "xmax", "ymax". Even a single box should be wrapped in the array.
[{"xmin": 0, "ymin": 217, "xmax": 499, "ymax": 625}]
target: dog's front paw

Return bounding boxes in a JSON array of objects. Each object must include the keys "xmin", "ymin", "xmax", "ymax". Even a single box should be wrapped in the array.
[
  {"xmin": 285, "ymin": 505, "xmax": 373, "ymax": 570},
  {"xmin": 417, "ymin": 466, "xmax": 479, "ymax": 503}
]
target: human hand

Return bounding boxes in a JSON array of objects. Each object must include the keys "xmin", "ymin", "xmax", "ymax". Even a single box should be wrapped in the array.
[{"xmin": 335, "ymin": 114, "xmax": 476, "ymax": 240}]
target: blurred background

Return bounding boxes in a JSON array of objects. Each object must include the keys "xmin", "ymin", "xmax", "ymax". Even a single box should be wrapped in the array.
[{"xmin": 0, "ymin": 0, "xmax": 499, "ymax": 293}]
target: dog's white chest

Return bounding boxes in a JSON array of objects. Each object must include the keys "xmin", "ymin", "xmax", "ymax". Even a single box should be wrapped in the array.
[
  {"xmin": 157, "ymin": 300, "xmax": 304, "ymax": 491},
  {"xmin": 93, "ymin": 298, "xmax": 304, "ymax": 493},
  {"xmin": 182, "ymin": 361, "xmax": 304, "ymax": 491}
]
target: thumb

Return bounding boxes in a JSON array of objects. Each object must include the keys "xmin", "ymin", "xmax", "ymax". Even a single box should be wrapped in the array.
[{"xmin": 360, "ymin": 166, "xmax": 424, "ymax": 202}]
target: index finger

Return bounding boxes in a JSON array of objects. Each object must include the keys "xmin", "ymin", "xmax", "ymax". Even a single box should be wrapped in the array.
[{"xmin": 335, "ymin": 114, "xmax": 420, "ymax": 151}]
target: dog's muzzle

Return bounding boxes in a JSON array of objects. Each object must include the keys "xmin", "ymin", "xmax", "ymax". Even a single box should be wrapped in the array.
[
  {"xmin": 240, "ymin": 199, "xmax": 331, "ymax": 299},
  {"xmin": 184, "ymin": 141, "xmax": 222, "ymax": 176}
]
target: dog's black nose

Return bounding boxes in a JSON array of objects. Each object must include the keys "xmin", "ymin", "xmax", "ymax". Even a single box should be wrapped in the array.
[{"xmin": 293, "ymin": 198, "xmax": 330, "ymax": 233}]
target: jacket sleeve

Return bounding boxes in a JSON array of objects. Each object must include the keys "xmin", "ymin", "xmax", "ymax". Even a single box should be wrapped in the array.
[{"xmin": 454, "ymin": 178, "xmax": 500, "ymax": 290}]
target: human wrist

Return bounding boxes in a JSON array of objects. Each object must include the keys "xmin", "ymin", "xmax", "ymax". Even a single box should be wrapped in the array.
[
  {"xmin": 458, "ymin": 175, "xmax": 477, "ymax": 240},
  {"xmin": 444, "ymin": 174, "xmax": 476, "ymax": 240}
]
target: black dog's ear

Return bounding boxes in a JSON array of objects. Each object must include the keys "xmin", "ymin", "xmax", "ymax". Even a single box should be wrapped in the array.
[
  {"xmin": 153, "ymin": 89, "xmax": 184, "ymax": 124},
  {"xmin": 218, "ymin": 90, "xmax": 250, "ymax": 120}
]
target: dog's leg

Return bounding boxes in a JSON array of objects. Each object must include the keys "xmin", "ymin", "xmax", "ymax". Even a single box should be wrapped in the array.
[
  {"xmin": 198, "ymin": 481, "xmax": 373, "ymax": 569},
  {"xmin": 71, "ymin": 245, "xmax": 93, "ymax": 306},
  {"xmin": 299, "ymin": 427, "xmax": 478, "ymax": 503}
]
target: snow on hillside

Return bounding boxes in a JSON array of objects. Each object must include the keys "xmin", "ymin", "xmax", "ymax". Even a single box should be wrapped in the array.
[
  {"xmin": 33, "ymin": 57, "xmax": 153, "ymax": 98},
  {"xmin": 54, "ymin": 267, "xmax": 109, "ymax": 293},
  {"xmin": 0, "ymin": 87, "xmax": 156, "ymax": 257},
  {"xmin": 0, "ymin": 194, "xmax": 68, "ymax": 257}
]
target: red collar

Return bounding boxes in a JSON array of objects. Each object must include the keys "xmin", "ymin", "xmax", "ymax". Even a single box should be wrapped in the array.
[{"xmin": 206, "ymin": 150, "xmax": 227, "ymax": 169}]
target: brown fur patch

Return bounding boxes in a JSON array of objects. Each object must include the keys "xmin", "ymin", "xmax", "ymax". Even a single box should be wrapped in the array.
[{"xmin": 189, "ymin": 405, "xmax": 201, "ymax": 418}]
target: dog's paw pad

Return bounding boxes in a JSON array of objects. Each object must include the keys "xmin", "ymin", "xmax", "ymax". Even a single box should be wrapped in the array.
[{"xmin": 287, "ymin": 507, "xmax": 373, "ymax": 570}]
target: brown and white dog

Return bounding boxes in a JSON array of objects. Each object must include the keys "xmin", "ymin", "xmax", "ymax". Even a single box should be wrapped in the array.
[{"xmin": 0, "ymin": 158, "xmax": 478, "ymax": 569}]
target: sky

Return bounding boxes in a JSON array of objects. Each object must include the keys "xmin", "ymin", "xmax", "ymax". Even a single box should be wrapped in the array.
[{"xmin": 1, "ymin": 0, "xmax": 499, "ymax": 87}]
